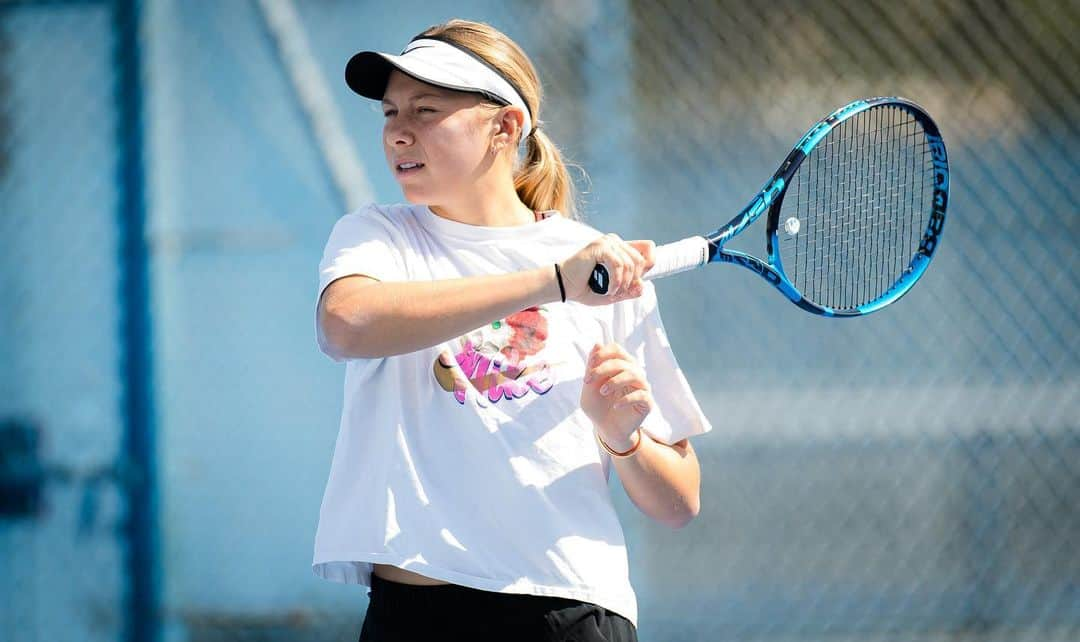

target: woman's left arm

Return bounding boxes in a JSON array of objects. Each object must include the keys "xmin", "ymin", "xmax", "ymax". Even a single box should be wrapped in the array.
[{"xmin": 582, "ymin": 343, "xmax": 701, "ymax": 529}]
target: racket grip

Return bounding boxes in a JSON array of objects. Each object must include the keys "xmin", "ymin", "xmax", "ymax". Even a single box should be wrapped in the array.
[
  {"xmin": 588, "ymin": 265, "xmax": 611, "ymax": 294},
  {"xmin": 587, "ymin": 236, "xmax": 711, "ymax": 295}
]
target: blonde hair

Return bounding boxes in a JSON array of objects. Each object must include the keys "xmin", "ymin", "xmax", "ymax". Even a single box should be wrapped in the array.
[{"xmin": 417, "ymin": 19, "xmax": 580, "ymax": 219}]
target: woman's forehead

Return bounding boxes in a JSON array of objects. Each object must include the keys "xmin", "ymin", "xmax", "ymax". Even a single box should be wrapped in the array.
[{"xmin": 383, "ymin": 70, "xmax": 470, "ymax": 103}]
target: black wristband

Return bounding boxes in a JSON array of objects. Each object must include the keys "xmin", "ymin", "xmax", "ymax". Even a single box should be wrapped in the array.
[{"xmin": 554, "ymin": 263, "xmax": 566, "ymax": 302}]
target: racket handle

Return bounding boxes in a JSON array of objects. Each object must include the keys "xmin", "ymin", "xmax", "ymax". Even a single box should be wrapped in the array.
[
  {"xmin": 588, "ymin": 265, "xmax": 611, "ymax": 294},
  {"xmin": 587, "ymin": 236, "xmax": 711, "ymax": 295}
]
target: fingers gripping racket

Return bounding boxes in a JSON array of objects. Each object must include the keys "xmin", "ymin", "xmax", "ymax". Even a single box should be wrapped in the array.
[{"xmin": 588, "ymin": 97, "xmax": 949, "ymax": 317}]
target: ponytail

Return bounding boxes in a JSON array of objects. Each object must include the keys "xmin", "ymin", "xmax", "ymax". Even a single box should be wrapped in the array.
[{"xmin": 515, "ymin": 129, "xmax": 580, "ymax": 220}]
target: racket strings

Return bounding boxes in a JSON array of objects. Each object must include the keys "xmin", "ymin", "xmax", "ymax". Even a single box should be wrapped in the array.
[{"xmin": 779, "ymin": 106, "xmax": 934, "ymax": 310}]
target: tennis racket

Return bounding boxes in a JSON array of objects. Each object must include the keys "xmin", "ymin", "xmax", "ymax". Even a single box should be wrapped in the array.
[{"xmin": 588, "ymin": 96, "xmax": 949, "ymax": 317}]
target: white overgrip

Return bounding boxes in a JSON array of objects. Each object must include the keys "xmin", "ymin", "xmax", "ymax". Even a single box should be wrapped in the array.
[{"xmin": 644, "ymin": 236, "xmax": 711, "ymax": 281}]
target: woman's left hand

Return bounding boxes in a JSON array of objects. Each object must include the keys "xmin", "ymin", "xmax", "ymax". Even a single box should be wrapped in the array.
[{"xmin": 581, "ymin": 342, "xmax": 654, "ymax": 452}]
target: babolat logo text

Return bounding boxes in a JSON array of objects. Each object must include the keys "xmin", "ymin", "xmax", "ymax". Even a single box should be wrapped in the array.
[
  {"xmin": 920, "ymin": 134, "xmax": 948, "ymax": 257},
  {"xmin": 929, "ymin": 138, "xmax": 949, "ymax": 192},
  {"xmin": 928, "ymin": 134, "xmax": 947, "ymax": 163}
]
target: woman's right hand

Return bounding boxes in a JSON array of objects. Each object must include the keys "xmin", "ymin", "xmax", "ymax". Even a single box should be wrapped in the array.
[{"xmin": 559, "ymin": 235, "xmax": 656, "ymax": 306}]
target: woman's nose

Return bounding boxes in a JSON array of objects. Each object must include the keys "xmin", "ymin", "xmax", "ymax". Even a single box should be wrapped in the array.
[{"xmin": 384, "ymin": 120, "xmax": 413, "ymax": 147}]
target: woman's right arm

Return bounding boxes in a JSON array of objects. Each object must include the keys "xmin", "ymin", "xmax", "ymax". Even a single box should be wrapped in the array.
[
  {"xmin": 318, "ymin": 235, "xmax": 655, "ymax": 359},
  {"xmin": 319, "ymin": 268, "xmax": 561, "ymax": 359}
]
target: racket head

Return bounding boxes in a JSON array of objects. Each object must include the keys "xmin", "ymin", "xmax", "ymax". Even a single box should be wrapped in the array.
[{"xmin": 764, "ymin": 97, "xmax": 948, "ymax": 317}]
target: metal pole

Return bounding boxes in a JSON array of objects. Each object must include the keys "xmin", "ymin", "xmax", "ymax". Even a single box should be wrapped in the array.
[{"xmin": 113, "ymin": 0, "xmax": 160, "ymax": 639}]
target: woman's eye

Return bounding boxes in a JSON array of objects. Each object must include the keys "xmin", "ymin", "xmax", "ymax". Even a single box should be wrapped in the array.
[
  {"xmin": 417, "ymin": 107, "xmax": 436, "ymax": 113},
  {"xmin": 382, "ymin": 110, "xmax": 396, "ymax": 118}
]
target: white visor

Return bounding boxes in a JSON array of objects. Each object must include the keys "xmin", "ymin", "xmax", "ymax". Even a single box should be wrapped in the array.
[{"xmin": 345, "ymin": 38, "xmax": 533, "ymax": 139}]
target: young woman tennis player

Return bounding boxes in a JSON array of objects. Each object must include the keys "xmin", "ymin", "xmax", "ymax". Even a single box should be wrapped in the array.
[{"xmin": 314, "ymin": 19, "xmax": 711, "ymax": 641}]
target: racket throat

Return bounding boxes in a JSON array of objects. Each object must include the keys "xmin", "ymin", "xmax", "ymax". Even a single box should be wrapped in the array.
[{"xmin": 718, "ymin": 250, "xmax": 800, "ymax": 304}]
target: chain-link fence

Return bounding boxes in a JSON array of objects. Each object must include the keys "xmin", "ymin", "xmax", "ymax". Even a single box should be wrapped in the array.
[
  {"xmin": 0, "ymin": 2, "xmax": 132, "ymax": 641},
  {"xmin": 578, "ymin": 1, "xmax": 1079, "ymax": 640}
]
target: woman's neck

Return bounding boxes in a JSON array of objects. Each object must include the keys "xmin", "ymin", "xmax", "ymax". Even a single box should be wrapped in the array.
[{"xmin": 428, "ymin": 178, "xmax": 535, "ymax": 227}]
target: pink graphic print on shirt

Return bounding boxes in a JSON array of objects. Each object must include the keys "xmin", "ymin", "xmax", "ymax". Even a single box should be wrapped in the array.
[{"xmin": 432, "ymin": 306, "xmax": 555, "ymax": 405}]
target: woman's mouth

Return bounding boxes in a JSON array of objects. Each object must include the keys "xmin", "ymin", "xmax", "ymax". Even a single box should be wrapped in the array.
[{"xmin": 396, "ymin": 161, "xmax": 425, "ymax": 175}]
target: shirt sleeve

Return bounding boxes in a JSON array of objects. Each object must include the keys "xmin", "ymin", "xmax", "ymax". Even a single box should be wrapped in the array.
[
  {"xmin": 318, "ymin": 205, "xmax": 408, "ymax": 296},
  {"xmin": 315, "ymin": 205, "xmax": 408, "ymax": 361},
  {"xmin": 609, "ymin": 283, "xmax": 713, "ymax": 445}
]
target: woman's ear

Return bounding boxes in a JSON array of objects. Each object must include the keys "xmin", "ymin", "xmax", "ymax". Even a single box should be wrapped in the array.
[{"xmin": 492, "ymin": 106, "xmax": 526, "ymax": 150}]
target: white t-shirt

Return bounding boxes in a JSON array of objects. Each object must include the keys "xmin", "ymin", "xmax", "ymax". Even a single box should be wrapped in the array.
[{"xmin": 312, "ymin": 203, "xmax": 712, "ymax": 625}]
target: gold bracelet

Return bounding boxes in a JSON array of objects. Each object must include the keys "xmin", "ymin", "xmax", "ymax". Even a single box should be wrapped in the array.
[{"xmin": 596, "ymin": 427, "xmax": 643, "ymax": 459}]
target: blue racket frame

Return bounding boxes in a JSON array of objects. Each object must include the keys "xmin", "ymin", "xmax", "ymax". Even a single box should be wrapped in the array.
[{"xmin": 704, "ymin": 96, "xmax": 949, "ymax": 317}]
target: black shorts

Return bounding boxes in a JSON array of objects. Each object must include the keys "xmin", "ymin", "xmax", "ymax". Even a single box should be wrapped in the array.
[{"xmin": 359, "ymin": 574, "xmax": 638, "ymax": 642}]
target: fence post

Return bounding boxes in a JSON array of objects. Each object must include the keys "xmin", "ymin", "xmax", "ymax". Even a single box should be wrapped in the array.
[{"xmin": 113, "ymin": 0, "xmax": 160, "ymax": 640}]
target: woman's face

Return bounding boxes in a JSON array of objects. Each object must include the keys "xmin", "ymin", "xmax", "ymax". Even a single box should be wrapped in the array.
[{"xmin": 381, "ymin": 70, "xmax": 495, "ymax": 205}]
